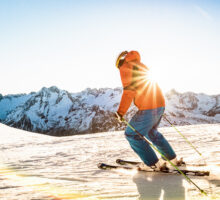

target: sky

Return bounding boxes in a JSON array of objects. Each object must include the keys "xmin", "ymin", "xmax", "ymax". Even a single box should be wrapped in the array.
[{"xmin": 0, "ymin": 0, "xmax": 220, "ymax": 95}]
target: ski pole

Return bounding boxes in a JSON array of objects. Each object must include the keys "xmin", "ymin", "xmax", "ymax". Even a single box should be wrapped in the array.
[
  {"xmin": 115, "ymin": 113, "xmax": 207, "ymax": 195},
  {"xmin": 163, "ymin": 115, "xmax": 202, "ymax": 156}
]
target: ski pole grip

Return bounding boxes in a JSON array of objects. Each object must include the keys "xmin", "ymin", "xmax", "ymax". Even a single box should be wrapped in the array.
[{"xmin": 115, "ymin": 112, "xmax": 124, "ymax": 122}]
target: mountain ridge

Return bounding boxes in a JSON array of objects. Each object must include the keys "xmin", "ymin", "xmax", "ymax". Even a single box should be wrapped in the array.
[{"xmin": 1, "ymin": 86, "xmax": 220, "ymax": 136}]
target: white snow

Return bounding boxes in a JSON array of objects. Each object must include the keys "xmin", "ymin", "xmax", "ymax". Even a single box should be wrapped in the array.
[
  {"xmin": 197, "ymin": 94, "xmax": 216, "ymax": 112},
  {"xmin": 0, "ymin": 94, "xmax": 31, "ymax": 120},
  {"xmin": 0, "ymin": 123, "xmax": 220, "ymax": 200},
  {"xmin": 81, "ymin": 88, "xmax": 122, "ymax": 111}
]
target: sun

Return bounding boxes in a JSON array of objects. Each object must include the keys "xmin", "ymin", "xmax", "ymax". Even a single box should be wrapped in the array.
[
  {"xmin": 144, "ymin": 67, "xmax": 170, "ymax": 93},
  {"xmin": 146, "ymin": 69, "xmax": 158, "ymax": 83},
  {"xmin": 130, "ymin": 64, "xmax": 169, "ymax": 94}
]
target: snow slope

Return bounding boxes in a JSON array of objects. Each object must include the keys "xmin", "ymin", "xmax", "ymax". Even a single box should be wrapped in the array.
[
  {"xmin": 1, "ymin": 87, "xmax": 220, "ymax": 136},
  {"xmin": 0, "ymin": 123, "xmax": 220, "ymax": 200}
]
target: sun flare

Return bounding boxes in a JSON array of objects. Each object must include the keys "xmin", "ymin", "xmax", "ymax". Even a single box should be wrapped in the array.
[{"xmin": 147, "ymin": 69, "xmax": 158, "ymax": 83}]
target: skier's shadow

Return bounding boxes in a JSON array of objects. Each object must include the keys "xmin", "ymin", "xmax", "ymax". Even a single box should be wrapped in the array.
[{"xmin": 133, "ymin": 171, "xmax": 185, "ymax": 200}]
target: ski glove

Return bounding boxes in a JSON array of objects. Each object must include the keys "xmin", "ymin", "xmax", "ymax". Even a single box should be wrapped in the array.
[{"xmin": 115, "ymin": 112, "xmax": 124, "ymax": 123}]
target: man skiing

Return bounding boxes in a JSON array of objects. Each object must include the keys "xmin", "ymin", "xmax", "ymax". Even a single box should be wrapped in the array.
[{"xmin": 115, "ymin": 50, "xmax": 180, "ymax": 171}]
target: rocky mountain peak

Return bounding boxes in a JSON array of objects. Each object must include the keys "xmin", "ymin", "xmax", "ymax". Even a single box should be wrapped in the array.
[{"xmin": 1, "ymin": 86, "xmax": 220, "ymax": 136}]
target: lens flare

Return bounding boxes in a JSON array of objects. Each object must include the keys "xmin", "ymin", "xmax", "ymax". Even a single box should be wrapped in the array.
[
  {"xmin": 130, "ymin": 64, "xmax": 159, "ymax": 88},
  {"xmin": 146, "ymin": 69, "xmax": 159, "ymax": 84},
  {"xmin": 0, "ymin": 163, "xmax": 97, "ymax": 200}
]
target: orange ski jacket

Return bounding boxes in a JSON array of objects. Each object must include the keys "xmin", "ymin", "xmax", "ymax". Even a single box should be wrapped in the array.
[{"xmin": 117, "ymin": 51, "xmax": 165, "ymax": 116}]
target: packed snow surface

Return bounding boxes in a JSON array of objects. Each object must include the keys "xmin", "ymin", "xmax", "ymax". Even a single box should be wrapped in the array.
[{"xmin": 0, "ymin": 123, "xmax": 220, "ymax": 200}]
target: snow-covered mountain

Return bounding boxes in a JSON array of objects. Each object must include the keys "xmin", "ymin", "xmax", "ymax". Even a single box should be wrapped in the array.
[
  {"xmin": 0, "ymin": 93, "xmax": 32, "ymax": 121},
  {"xmin": 0, "ymin": 86, "xmax": 220, "ymax": 136}
]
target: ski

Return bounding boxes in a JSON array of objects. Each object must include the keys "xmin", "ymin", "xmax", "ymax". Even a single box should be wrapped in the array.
[
  {"xmin": 116, "ymin": 158, "xmax": 207, "ymax": 167},
  {"xmin": 98, "ymin": 163, "xmax": 210, "ymax": 176},
  {"xmin": 116, "ymin": 159, "xmax": 141, "ymax": 166}
]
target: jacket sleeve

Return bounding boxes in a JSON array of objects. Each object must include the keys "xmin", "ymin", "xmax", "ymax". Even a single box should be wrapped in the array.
[
  {"xmin": 117, "ymin": 64, "xmax": 136, "ymax": 116},
  {"xmin": 117, "ymin": 90, "xmax": 136, "ymax": 116}
]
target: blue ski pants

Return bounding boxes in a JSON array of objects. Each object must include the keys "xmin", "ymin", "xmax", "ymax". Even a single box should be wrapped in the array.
[{"xmin": 125, "ymin": 107, "xmax": 176, "ymax": 166}]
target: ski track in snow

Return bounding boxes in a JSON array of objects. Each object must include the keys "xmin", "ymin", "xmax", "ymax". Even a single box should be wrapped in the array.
[{"xmin": 0, "ymin": 123, "xmax": 220, "ymax": 200}]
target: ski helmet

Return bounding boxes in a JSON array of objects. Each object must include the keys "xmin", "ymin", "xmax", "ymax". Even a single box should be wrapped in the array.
[{"xmin": 116, "ymin": 51, "xmax": 128, "ymax": 69}]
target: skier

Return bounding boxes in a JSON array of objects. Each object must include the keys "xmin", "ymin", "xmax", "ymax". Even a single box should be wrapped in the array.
[{"xmin": 115, "ymin": 50, "xmax": 180, "ymax": 171}]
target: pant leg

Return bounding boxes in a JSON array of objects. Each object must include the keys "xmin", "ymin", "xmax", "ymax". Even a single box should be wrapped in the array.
[
  {"xmin": 147, "ymin": 108, "xmax": 176, "ymax": 160},
  {"xmin": 148, "ymin": 128, "xmax": 176, "ymax": 160},
  {"xmin": 125, "ymin": 107, "xmax": 176, "ymax": 166},
  {"xmin": 125, "ymin": 132, "xmax": 159, "ymax": 166},
  {"xmin": 125, "ymin": 109, "xmax": 159, "ymax": 166}
]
